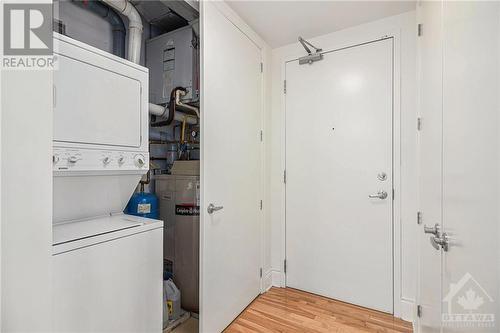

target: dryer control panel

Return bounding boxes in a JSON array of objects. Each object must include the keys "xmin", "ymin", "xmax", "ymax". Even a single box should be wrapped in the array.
[{"xmin": 53, "ymin": 148, "xmax": 149, "ymax": 173}]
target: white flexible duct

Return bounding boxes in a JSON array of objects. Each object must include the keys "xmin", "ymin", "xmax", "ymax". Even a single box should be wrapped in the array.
[
  {"xmin": 101, "ymin": 0, "xmax": 142, "ymax": 64},
  {"xmin": 149, "ymin": 103, "xmax": 197, "ymax": 125}
]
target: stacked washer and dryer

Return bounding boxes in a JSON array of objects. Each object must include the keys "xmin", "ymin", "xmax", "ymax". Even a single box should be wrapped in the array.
[{"xmin": 51, "ymin": 33, "xmax": 163, "ymax": 332}]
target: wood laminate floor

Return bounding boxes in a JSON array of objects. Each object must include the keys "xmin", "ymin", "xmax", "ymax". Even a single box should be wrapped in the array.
[{"xmin": 225, "ymin": 287, "xmax": 413, "ymax": 333}]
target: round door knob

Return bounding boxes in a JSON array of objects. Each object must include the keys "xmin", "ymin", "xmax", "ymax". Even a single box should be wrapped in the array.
[{"xmin": 377, "ymin": 172, "xmax": 387, "ymax": 181}]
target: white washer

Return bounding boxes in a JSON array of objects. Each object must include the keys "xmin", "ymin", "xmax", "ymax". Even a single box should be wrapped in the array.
[{"xmin": 53, "ymin": 214, "xmax": 163, "ymax": 332}]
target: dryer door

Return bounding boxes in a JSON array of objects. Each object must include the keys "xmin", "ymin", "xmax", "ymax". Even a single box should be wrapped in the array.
[{"xmin": 53, "ymin": 36, "xmax": 147, "ymax": 149}]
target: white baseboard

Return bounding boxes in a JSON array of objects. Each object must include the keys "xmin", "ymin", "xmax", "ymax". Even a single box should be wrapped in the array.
[
  {"xmin": 271, "ymin": 270, "xmax": 285, "ymax": 287},
  {"xmin": 400, "ymin": 298, "xmax": 415, "ymax": 323},
  {"xmin": 262, "ymin": 270, "xmax": 273, "ymax": 292}
]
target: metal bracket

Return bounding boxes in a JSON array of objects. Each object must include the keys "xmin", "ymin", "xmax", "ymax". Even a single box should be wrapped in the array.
[{"xmin": 298, "ymin": 36, "xmax": 323, "ymax": 65}]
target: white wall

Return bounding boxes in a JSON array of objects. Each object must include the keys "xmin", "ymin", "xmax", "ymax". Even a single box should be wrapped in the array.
[
  {"xmin": 1, "ymin": 70, "xmax": 53, "ymax": 331},
  {"xmin": 265, "ymin": 10, "xmax": 417, "ymax": 321},
  {"xmin": 56, "ymin": 0, "xmax": 114, "ymax": 54}
]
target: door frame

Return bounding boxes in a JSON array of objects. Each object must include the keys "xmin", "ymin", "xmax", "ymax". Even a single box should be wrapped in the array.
[
  {"xmin": 199, "ymin": 1, "xmax": 269, "ymax": 331},
  {"xmin": 279, "ymin": 32, "xmax": 404, "ymax": 317}
]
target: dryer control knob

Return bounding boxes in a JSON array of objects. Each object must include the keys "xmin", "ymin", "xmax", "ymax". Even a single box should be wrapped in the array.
[{"xmin": 134, "ymin": 155, "xmax": 146, "ymax": 168}]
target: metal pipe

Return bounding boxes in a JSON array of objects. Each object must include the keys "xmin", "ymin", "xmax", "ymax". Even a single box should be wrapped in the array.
[
  {"xmin": 139, "ymin": 170, "xmax": 150, "ymax": 192},
  {"xmin": 73, "ymin": 0, "xmax": 125, "ymax": 58},
  {"xmin": 149, "ymin": 103, "xmax": 197, "ymax": 125},
  {"xmin": 181, "ymin": 118, "xmax": 186, "ymax": 144}
]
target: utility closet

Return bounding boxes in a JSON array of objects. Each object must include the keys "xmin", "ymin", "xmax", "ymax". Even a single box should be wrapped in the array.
[{"xmin": 54, "ymin": 0, "xmax": 200, "ymax": 193}]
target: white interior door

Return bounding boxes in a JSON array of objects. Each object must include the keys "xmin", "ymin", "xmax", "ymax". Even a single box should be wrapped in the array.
[
  {"xmin": 440, "ymin": 2, "xmax": 499, "ymax": 332},
  {"xmin": 416, "ymin": 1, "xmax": 444, "ymax": 331},
  {"xmin": 285, "ymin": 38, "xmax": 394, "ymax": 313},
  {"xmin": 200, "ymin": 2, "xmax": 262, "ymax": 332},
  {"xmin": 417, "ymin": 2, "xmax": 500, "ymax": 332}
]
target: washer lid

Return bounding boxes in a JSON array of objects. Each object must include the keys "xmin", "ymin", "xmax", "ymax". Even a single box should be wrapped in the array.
[{"xmin": 53, "ymin": 214, "xmax": 159, "ymax": 246}]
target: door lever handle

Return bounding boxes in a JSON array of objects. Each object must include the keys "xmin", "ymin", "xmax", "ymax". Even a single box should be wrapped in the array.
[
  {"xmin": 430, "ymin": 233, "xmax": 449, "ymax": 252},
  {"xmin": 368, "ymin": 191, "xmax": 388, "ymax": 199},
  {"xmin": 207, "ymin": 203, "xmax": 223, "ymax": 214}
]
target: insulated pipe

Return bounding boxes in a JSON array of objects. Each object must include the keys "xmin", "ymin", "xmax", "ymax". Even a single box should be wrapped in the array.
[
  {"xmin": 101, "ymin": 0, "xmax": 143, "ymax": 64},
  {"xmin": 73, "ymin": 0, "xmax": 125, "ymax": 58},
  {"xmin": 175, "ymin": 90, "xmax": 200, "ymax": 118},
  {"xmin": 149, "ymin": 103, "xmax": 197, "ymax": 125}
]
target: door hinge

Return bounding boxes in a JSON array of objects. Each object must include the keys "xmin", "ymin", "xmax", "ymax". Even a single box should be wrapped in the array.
[
  {"xmin": 283, "ymin": 170, "xmax": 287, "ymax": 184},
  {"xmin": 417, "ymin": 211, "xmax": 423, "ymax": 225},
  {"xmin": 417, "ymin": 305, "xmax": 423, "ymax": 318},
  {"xmin": 284, "ymin": 259, "xmax": 287, "ymax": 274},
  {"xmin": 283, "ymin": 80, "xmax": 287, "ymax": 94},
  {"xmin": 53, "ymin": 85, "xmax": 56, "ymax": 108},
  {"xmin": 392, "ymin": 188, "xmax": 395, "ymax": 200},
  {"xmin": 260, "ymin": 268, "xmax": 263, "ymax": 278},
  {"xmin": 260, "ymin": 62, "xmax": 263, "ymax": 73},
  {"xmin": 417, "ymin": 23, "xmax": 423, "ymax": 37},
  {"xmin": 260, "ymin": 200, "xmax": 263, "ymax": 210},
  {"xmin": 260, "ymin": 130, "xmax": 263, "ymax": 142},
  {"xmin": 417, "ymin": 117, "xmax": 422, "ymax": 131}
]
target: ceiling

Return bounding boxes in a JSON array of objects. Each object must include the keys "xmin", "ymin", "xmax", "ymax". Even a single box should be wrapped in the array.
[
  {"xmin": 131, "ymin": 1, "xmax": 198, "ymax": 33},
  {"xmin": 226, "ymin": 1, "xmax": 416, "ymax": 48}
]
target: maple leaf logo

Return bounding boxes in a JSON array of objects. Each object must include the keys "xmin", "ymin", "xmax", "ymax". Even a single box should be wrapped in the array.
[{"xmin": 457, "ymin": 289, "xmax": 484, "ymax": 311}]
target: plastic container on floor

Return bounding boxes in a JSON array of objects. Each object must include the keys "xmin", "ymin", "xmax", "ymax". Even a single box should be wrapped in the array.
[{"xmin": 164, "ymin": 279, "xmax": 182, "ymax": 321}]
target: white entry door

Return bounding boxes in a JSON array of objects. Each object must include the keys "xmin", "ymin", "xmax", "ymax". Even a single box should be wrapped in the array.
[
  {"xmin": 285, "ymin": 38, "xmax": 394, "ymax": 313},
  {"xmin": 417, "ymin": 2, "xmax": 500, "ymax": 332},
  {"xmin": 200, "ymin": 2, "xmax": 262, "ymax": 333}
]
